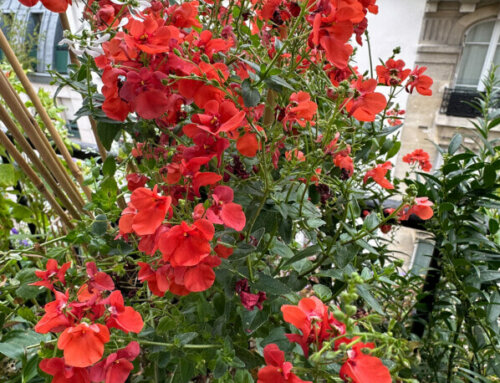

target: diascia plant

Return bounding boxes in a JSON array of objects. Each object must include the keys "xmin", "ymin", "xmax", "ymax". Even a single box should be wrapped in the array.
[{"xmin": 2, "ymin": 0, "xmax": 444, "ymax": 382}]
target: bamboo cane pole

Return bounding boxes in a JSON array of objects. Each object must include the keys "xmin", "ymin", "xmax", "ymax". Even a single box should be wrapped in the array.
[
  {"xmin": 0, "ymin": 70, "xmax": 84, "ymax": 203},
  {"xmin": 0, "ymin": 129, "xmax": 74, "ymax": 229},
  {"xmin": 0, "ymin": 28, "xmax": 92, "ymax": 201},
  {"xmin": 0, "ymin": 72, "xmax": 87, "ymax": 213},
  {"xmin": 0, "ymin": 103, "xmax": 81, "ymax": 220}
]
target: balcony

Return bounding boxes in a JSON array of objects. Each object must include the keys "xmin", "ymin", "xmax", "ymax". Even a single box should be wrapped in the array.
[{"xmin": 440, "ymin": 87, "xmax": 482, "ymax": 118}]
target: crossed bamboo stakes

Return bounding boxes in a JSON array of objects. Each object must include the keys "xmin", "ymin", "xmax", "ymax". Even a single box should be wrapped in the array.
[{"xmin": 0, "ymin": 14, "xmax": 101, "ymax": 231}]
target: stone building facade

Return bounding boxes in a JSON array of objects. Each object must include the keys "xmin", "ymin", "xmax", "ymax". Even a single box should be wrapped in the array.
[
  {"xmin": 394, "ymin": 0, "xmax": 500, "ymax": 272},
  {"xmin": 399, "ymin": 0, "xmax": 500, "ymax": 176}
]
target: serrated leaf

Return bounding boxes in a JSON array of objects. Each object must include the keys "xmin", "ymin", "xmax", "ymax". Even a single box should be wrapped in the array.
[
  {"xmin": 271, "ymin": 240, "xmax": 294, "ymax": 258},
  {"xmin": 313, "ymin": 284, "xmax": 332, "ymax": 301}
]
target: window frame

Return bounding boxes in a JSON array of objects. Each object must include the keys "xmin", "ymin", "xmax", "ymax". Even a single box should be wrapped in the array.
[{"xmin": 455, "ymin": 14, "xmax": 500, "ymax": 91}]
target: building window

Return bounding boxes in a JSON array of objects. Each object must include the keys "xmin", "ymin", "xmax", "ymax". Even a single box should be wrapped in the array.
[
  {"xmin": 441, "ymin": 17, "xmax": 500, "ymax": 118},
  {"xmin": 455, "ymin": 19, "xmax": 500, "ymax": 90},
  {"xmin": 53, "ymin": 20, "xmax": 68, "ymax": 74},
  {"xmin": 26, "ymin": 12, "xmax": 42, "ymax": 71}
]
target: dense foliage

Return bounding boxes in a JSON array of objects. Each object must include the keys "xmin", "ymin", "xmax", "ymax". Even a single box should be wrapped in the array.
[{"xmin": 0, "ymin": 0, "xmax": 498, "ymax": 382}]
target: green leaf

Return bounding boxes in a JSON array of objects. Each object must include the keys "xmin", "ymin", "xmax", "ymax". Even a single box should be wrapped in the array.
[
  {"xmin": 0, "ymin": 330, "xmax": 50, "ymax": 360},
  {"xmin": 213, "ymin": 357, "xmax": 228, "ymax": 378},
  {"xmin": 448, "ymin": 133, "xmax": 462, "ymax": 154},
  {"xmin": 357, "ymin": 284, "xmax": 384, "ymax": 314},
  {"xmin": 282, "ymin": 244, "xmax": 321, "ymax": 267},
  {"xmin": 241, "ymin": 80, "xmax": 261, "ymax": 107},
  {"xmin": 363, "ymin": 213, "xmax": 379, "ymax": 231},
  {"xmin": 235, "ymin": 370, "xmax": 255, "ymax": 383},
  {"xmin": 17, "ymin": 307, "xmax": 36, "ymax": 323},
  {"xmin": 483, "ymin": 164, "xmax": 497, "ymax": 188},
  {"xmin": 270, "ymin": 240, "xmax": 294, "ymax": 259},
  {"xmin": 488, "ymin": 218, "xmax": 499, "ymax": 235},
  {"xmin": 102, "ymin": 156, "xmax": 116, "ymax": 177},
  {"xmin": 385, "ymin": 141, "xmax": 401, "ymax": 159},
  {"xmin": 91, "ymin": 214, "xmax": 108, "ymax": 236},
  {"xmin": 157, "ymin": 316, "xmax": 176, "ymax": 334},
  {"xmin": 265, "ymin": 75, "xmax": 295, "ymax": 92},
  {"xmin": 0, "ymin": 164, "xmax": 18, "ymax": 187},
  {"xmin": 174, "ymin": 332, "xmax": 198, "ymax": 346},
  {"xmin": 96, "ymin": 121, "xmax": 122, "ymax": 150},
  {"xmin": 313, "ymin": 284, "xmax": 332, "ymax": 301},
  {"xmin": 253, "ymin": 273, "xmax": 293, "ymax": 295},
  {"xmin": 479, "ymin": 270, "xmax": 500, "ymax": 283}
]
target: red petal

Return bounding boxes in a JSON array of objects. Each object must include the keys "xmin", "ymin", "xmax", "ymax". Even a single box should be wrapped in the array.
[
  {"xmin": 237, "ymin": 132, "xmax": 259, "ymax": 157},
  {"xmin": 134, "ymin": 89, "xmax": 169, "ymax": 120},
  {"xmin": 184, "ymin": 264, "xmax": 215, "ymax": 292},
  {"xmin": 220, "ymin": 203, "xmax": 246, "ymax": 231}
]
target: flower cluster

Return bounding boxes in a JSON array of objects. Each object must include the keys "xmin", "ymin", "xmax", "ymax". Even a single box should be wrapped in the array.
[
  {"xmin": 403, "ymin": 148, "xmax": 432, "ymax": 172},
  {"xmin": 32, "ymin": 261, "xmax": 143, "ymax": 382},
  {"xmin": 258, "ymin": 296, "xmax": 391, "ymax": 383},
  {"xmin": 377, "ymin": 58, "xmax": 433, "ymax": 96}
]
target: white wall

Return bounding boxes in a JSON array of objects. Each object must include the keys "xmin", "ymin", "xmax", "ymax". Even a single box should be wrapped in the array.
[{"xmin": 355, "ymin": 0, "xmax": 427, "ymax": 109}]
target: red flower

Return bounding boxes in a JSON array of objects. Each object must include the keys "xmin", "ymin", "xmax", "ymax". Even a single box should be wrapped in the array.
[
  {"xmin": 126, "ymin": 173, "xmax": 149, "ymax": 191},
  {"xmin": 58, "ymin": 323, "xmax": 110, "ymax": 367},
  {"xmin": 86, "ymin": 262, "xmax": 115, "ymax": 292},
  {"xmin": 400, "ymin": 197, "xmax": 434, "ymax": 221},
  {"xmin": 345, "ymin": 78, "xmax": 387, "ymax": 122},
  {"xmin": 363, "ymin": 162, "xmax": 394, "ymax": 190},
  {"xmin": 119, "ymin": 69, "xmax": 169, "ymax": 120},
  {"xmin": 235, "ymin": 279, "xmax": 266, "ymax": 311},
  {"xmin": 204, "ymin": 186, "xmax": 246, "ymax": 231},
  {"xmin": 168, "ymin": 1, "xmax": 202, "ymax": 29},
  {"xmin": 406, "ymin": 66, "xmax": 433, "ymax": 96},
  {"xmin": 130, "ymin": 186, "xmax": 172, "ymax": 235},
  {"xmin": 214, "ymin": 243, "xmax": 233, "ymax": 258},
  {"xmin": 334, "ymin": 153, "xmax": 354, "ymax": 178},
  {"xmin": 30, "ymin": 259, "xmax": 70, "ymax": 291},
  {"xmin": 282, "ymin": 92, "xmax": 317, "ymax": 128},
  {"xmin": 257, "ymin": 344, "xmax": 311, "ymax": 383},
  {"xmin": 89, "ymin": 341, "xmax": 140, "ymax": 383},
  {"xmin": 159, "ymin": 219, "xmax": 214, "ymax": 267},
  {"xmin": 281, "ymin": 297, "xmax": 346, "ymax": 357},
  {"xmin": 340, "ymin": 342, "xmax": 391, "ymax": 383},
  {"xmin": 189, "ymin": 100, "xmax": 246, "ymax": 136},
  {"xmin": 376, "ymin": 59, "xmax": 411, "ymax": 86},
  {"xmin": 39, "ymin": 358, "xmax": 90, "ymax": 383},
  {"xmin": 124, "ymin": 15, "xmax": 179, "ymax": 55},
  {"xmin": 19, "ymin": 0, "xmax": 71, "ymax": 13},
  {"xmin": 402, "ymin": 149, "xmax": 432, "ymax": 172},
  {"xmin": 35, "ymin": 290, "xmax": 71, "ymax": 334},
  {"xmin": 105, "ymin": 290, "xmax": 144, "ymax": 334}
]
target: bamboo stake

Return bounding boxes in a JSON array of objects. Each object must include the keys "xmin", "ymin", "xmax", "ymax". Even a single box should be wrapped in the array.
[
  {"xmin": 0, "ymin": 71, "xmax": 84, "ymax": 205},
  {"xmin": 0, "ymin": 103, "xmax": 81, "ymax": 220},
  {"xmin": 0, "ymin": 129, "xmax": 74, "ymax": 229},
  {"xmin": 0, "ymin": 72, "xmax": 86, "ymax": 213},
  {"xmin": 0, "ymin": 28, "xmax": 92, "ymax": 200}
]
